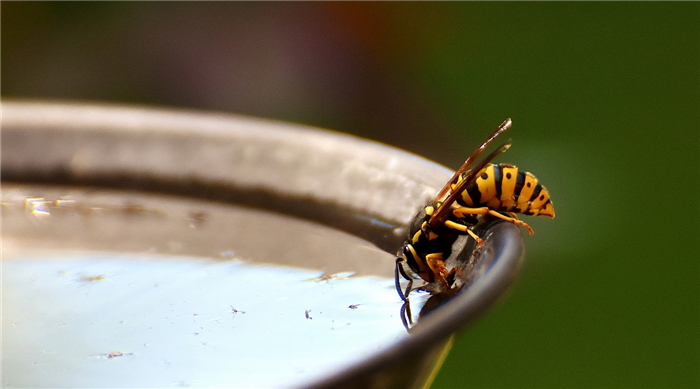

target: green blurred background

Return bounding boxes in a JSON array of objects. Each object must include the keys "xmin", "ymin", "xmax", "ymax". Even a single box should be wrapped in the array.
[{"xmin": 3, "ymin": 2, "xmax": 698, "ymax": 388}]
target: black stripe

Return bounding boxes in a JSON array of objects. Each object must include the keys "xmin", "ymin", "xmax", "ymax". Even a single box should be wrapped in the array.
[
  {"xmin": 515, "ymin": 171, "xmax": 525, "ymax": 193},
  {"xmin": 529, "ymin": 184, "xmax": 543, "ymax": 203},
  {"xmin": 493, "ymin": 164, "xmax": 503, "ymax": 198},
  {"xmin": 466, "ymin": 181, "xmax": 482, "ymax": 206}
]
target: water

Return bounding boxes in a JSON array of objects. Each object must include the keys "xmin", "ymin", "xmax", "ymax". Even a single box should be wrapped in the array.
[{"xmin": 1, "ymin": 185, "xmax": 429, "ymax": 388}]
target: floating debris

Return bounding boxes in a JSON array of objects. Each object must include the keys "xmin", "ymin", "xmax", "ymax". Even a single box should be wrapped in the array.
[
  {"xmin": 230, "ymin": 306, "xmax": 246, "ymax": 317},
  {"xmin": 78, "ymin": 274, "xmax": 105, "ymax": 282},
  {"xmin": 307, "ymin": 272, "xmax": 355, "ymax": 283},
  {"xmin": 96, "ymin": 351, "xmax": 133, "ymax": 359}
]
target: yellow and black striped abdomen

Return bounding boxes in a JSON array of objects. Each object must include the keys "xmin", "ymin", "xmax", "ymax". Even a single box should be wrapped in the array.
[{"xmin": 454, "ymin": 163, "xmax": 555, "ymax": 218}]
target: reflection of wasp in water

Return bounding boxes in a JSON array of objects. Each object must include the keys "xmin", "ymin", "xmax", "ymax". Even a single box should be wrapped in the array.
[{"xmin": 395, "ymin": 119, "xmax": 555, "ymax": 312}]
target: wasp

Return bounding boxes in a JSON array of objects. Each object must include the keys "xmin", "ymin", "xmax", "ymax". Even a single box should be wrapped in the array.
[{"xmin": 395, "ymin": 119, "xmax": 555, "ymax": 302}]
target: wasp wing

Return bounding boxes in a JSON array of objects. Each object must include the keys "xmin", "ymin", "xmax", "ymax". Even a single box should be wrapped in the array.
[
  {"xmin": 429, "ymin": 140, "xmax": 512, "ymax": 227},
  {"xmin": 435, "ymin": 118, "xmax": 512, "ymax": 201}
]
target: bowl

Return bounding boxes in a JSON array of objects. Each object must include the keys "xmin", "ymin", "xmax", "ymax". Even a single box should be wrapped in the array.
[{"xmin": 1, "ymin": 100, "xmax": 524, "ymax": 388}]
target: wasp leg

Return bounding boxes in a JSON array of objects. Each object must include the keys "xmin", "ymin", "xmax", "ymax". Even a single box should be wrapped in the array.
[
  {"xmin": 444, "ymin": 219, "xmax": 484, "ymax": 247},
  {"xmin": 494, "ymin": 211, "xmax": 531, "ymax": 233},
  {"xmin": 400, "ymin": 299, "xmax": 413, "ymax": 330},
  {"xmin": 395, "ymin": 258, "xmax": 414, "ymax": 302},
  {"xmin": 425, "ymin": 253, "xmax": 454, "ymax": 291},
  {"xmin": 453, "ymin": 207, "xmax": 534, "ymax": 235}
]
